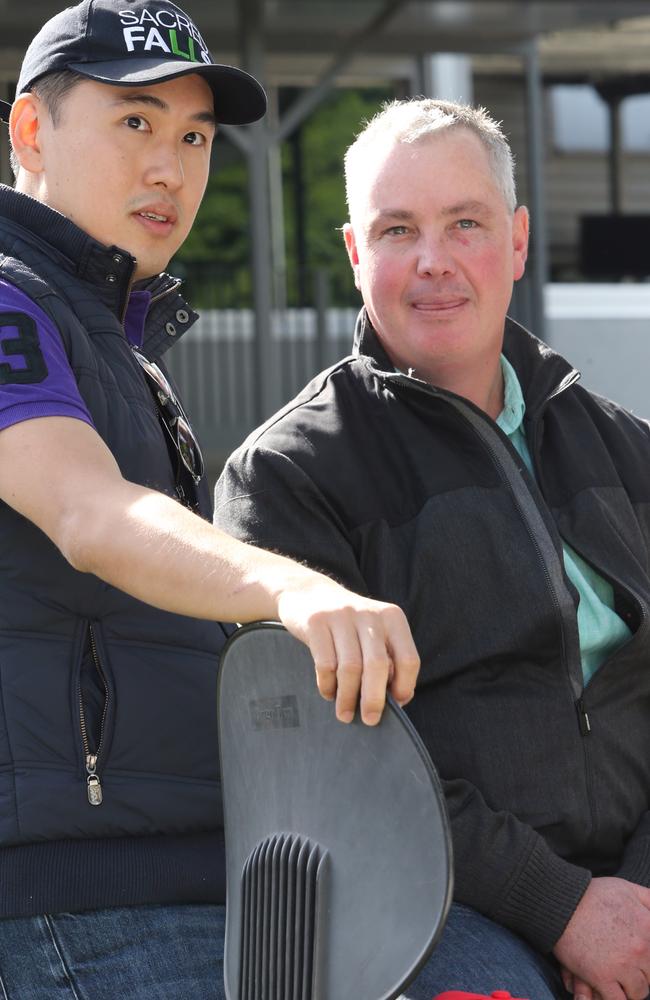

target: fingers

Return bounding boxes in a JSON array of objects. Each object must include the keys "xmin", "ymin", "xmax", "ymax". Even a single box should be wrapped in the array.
[
  {"xmin": 561, "ymin": 969, "xmax": 639, "ymax": 1000},
  {"xmin": 357, "ymin": 618, "xmax": 391, "ymax": 726},
  {"xmin": 384, "ymin": 605, "xmax": 420, "ymax": 707},
  {"xmin": 561, "ymin": 966, "xmax": 575, "ymax": 994},
  {"xmin": 277, "ymin": 577, "xmax": 420, "ymax": 725},
  {"xmin": 324, "ymin": 612, "xmax": 386, "ymax": 725},
  {"xmin": 304, "ymin": 603, "xmax": 419, "ymax": 726},
  {"xmin": 306, "ymin": 613, "xmax": 369, "ymax": 723},
  {"xmin": 619, "ymin": 969, "xmax": 650, "ymax": 1000},
  {"xmin": 569, "ymin": 974, "xmax": 594, "ymax": 1000},
  {"xmin": 589, "ymin": 982, "xmax": 627, "ymax": 1000},
  {"xmin": 561, "ymin": 965, "xmax": 597, "ymax": 1000},
  {"xmin": 306, "ymin": 619, "xmax": 338, "ymax": 702},
  {"xmin": 329, "ymin": 604, "xmax": 418, "ymax": 725}
]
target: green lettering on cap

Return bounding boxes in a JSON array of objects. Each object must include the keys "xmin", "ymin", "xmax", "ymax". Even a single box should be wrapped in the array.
[{"xmin": 169, "ymin": 29, "xmax": 196, "ymax": 61}]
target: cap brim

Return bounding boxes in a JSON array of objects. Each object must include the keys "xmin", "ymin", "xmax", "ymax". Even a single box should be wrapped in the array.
[
  {"xmin": 0, "ymin": 100, "xmax": 11, "ymax": 123},
  {"xmin": 68, "ymin": 58, "xmax": 266, "ymax": 126}
]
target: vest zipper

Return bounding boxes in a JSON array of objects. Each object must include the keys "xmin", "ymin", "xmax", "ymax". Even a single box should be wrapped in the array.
[
  {"xmin": 79, "ymin": 624, "xmax": 108, "ymax": 806},
  {"xmin": 148, "ymin": 276, "xmax": 182, "ymax": 306}
]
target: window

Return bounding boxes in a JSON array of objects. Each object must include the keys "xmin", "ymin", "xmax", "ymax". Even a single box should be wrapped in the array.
[{"xmin": 551, "ymin": 85, "xmax": 650, "ymax": 153}]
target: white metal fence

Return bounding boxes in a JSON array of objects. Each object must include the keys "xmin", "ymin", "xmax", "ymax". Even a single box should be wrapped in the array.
[{"xmin": 165, "ymin": 308, "xmax": 359, "ymax": 471}]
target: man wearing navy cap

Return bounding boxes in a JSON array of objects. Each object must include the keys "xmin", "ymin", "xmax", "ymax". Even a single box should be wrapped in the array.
[{"xmin": 0, "ymin": 3, "xmax": 419, "ymax": 996}]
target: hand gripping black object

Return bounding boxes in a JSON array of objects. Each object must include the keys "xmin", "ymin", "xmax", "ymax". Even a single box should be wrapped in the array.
[{"xmin": 217, "ymin": 623, "xmax": 453, "ymax": 1000}]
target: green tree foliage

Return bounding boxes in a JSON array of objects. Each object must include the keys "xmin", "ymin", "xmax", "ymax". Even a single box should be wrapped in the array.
[
  {"xmin": 283, "ymin": 87, "xmax": 393, "ymax": 306},
  {"xmin": 172, "ymin": 86, "xmax": 393, "ymax": 309},
  {"xmin": 172, "ymin": 142, "xmax": 251, "ymax": 308}
]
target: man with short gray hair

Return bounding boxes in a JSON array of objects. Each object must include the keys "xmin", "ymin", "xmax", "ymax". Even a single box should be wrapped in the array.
[{"xmin": 216, "ymin": 98, "xmax": 650, "ymax": 999}]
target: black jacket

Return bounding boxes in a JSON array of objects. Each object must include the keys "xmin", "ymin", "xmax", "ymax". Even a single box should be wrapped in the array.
[
  {"xmin": 0, "ymin": 185, "xmax": 226, "ymax": 917},
  {"xmin": 214, "ymin": 309, "xmax": 650, "ymax": 953}
]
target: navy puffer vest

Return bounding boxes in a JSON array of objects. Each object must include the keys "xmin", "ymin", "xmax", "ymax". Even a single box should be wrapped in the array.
[{"xmin": 0, "ymin": 187, "xmax": 227, "ymax": 914}]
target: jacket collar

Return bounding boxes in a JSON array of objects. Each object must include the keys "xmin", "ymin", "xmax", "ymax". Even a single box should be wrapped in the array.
[
  {"xmin": 352, "ymin": 305, "xmax": 580, "ymax": 418},
  {"xmin": 0, "ymin": 185, "xmax": 197, "ymax": 356}
]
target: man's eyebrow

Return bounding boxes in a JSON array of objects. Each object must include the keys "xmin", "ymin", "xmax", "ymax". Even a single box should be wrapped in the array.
[
  {"xmin": 373, "ymin": 209, "xmax": 415, "ymax": 221},
  {"xmin": 441, "ymin": 200, "xmax": 493, "ymax": 217},
  {"xmin": 110, "ymin": 93, "xmax": 217, "ymax": 128},
  {"xmin": 366, "ymin": 209, "xmax": 415, "ymax": 229}
]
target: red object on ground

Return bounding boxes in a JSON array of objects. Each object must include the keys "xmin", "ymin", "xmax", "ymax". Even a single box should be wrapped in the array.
[{"xmin": 433, "ymin": 992, "xmax": 529, "ymax": 1000}]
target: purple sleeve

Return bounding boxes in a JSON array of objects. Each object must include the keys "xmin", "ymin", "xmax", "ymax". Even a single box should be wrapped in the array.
[{"xmin": 0, "ymin": 279, "xmax": 94, "ymax": 432}]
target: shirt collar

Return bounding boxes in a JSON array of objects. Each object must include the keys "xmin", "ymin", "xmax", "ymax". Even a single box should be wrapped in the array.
[
  {"xmin": 123, "ymin": 289, "xmax": 152, "ymax": 349},
  {"xmin": 496, "ymin": 353, "xmax": 526, "ymax": 436}
]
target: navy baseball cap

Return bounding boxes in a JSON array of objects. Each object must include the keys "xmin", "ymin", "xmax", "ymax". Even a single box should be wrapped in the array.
[{"xmin": 0, "ymin": 0, "xmax": 266, "ymax": 125}]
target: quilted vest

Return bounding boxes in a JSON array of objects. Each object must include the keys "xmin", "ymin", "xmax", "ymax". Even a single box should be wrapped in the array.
[{"xmin": 0, "ymin": 185, "xmax": 226, "ymax": 848}]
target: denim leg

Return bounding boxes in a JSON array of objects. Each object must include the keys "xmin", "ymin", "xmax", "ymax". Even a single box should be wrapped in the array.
[
  {"xmin": 401, "ymin": 903, "xmax": 568, "ymax": 1000},
  {"xmin": 0, "ymin": 903, "xmax": 226, "ymax": 1000},
  {"xmin": 0, "ymin": 913, "xmax": 80, "ymax": 1000}
]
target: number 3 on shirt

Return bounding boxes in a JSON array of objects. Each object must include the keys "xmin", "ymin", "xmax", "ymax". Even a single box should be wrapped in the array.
[{"xmin": 0, "ymin": 312, "xmax": 48, "ymax": 384}]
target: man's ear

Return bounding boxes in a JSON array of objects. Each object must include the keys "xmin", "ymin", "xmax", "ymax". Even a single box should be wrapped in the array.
[
  {"xmin": 512, "ymin": 205, "xmax": 529, "ymax": 282},
  {"xmin": 10, "ymin": 93, "xmax": 45, "ymax": 175},
  {"xmin": 342, "ymin": 222, "xmax": 361, "ymax": 291}
]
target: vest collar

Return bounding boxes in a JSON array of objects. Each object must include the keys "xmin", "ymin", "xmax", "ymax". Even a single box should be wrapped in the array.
[{"xmin": 0, "ymin": 185, "xmax": 197, "ymax": 355}]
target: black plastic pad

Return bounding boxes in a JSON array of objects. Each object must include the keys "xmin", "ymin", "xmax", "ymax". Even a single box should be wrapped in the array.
[{"xmin": 218, "ymin": 623, "xmax": 452, "ymax": 1000}]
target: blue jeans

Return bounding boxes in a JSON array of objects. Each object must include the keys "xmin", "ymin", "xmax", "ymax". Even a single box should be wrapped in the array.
[
  {"xmin": 404, "ymin": 903, "xmax": 568, "ymax": 999},
  {"xmin": 0, "ymin": 904, "xmax": 226, "ymax": 999},
  {"xmin": 0, "ymin": 901, "xmax": 565, "ymax": 999}
]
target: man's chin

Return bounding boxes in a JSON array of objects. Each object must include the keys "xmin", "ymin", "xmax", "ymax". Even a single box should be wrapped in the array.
[{"xmin": 132, "ymin": 256, "xmax": 172, "ymax": 282}]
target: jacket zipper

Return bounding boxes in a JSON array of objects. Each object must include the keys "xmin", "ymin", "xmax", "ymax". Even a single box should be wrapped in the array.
[
  {"xmin": 576, "ymin": 697, "xmax": 591, "ymax": 735},
  {"xmin": 528, "ymin": 379, "xmax": 649, "ymax": 686},
  {"xmin": 389, "ymin": 372, "xmax": 585, "ymax": 717},
  {"xmin": 79, "ymin": 623, "xmax": 108, "ymax": 806},
  {"xmin": 565, "ymin": 554, "xmax": 647, "ymax": 730}
]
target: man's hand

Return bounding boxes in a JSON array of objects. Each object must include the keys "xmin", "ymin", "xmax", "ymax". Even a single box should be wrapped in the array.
[
  {"xmin": 276, "ymin": 577, "xmax": 419, "ymax": 726},
  {"xmin": 553, "ymin": 877, "xmax": 650, "ymax": 1000}
]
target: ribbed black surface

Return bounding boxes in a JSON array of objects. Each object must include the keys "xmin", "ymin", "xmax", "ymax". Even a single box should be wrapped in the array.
[{"xmin": 240, "ymin": 833, "xmax": 328, "ymax": 1000}]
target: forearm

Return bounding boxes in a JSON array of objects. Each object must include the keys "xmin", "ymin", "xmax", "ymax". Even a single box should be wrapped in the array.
[
  {"xmin": 0, "ymin": 417, "xmax": 316, "ymax": 624},
  {"xmin": 66, "ymin": 480, "xmax": 317, "ymax": 623}
]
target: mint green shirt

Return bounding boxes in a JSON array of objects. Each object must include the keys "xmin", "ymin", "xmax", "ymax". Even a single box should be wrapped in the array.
[{"xmin": 497, "ymin": 356, "xmax": 631, "ymax": 684}]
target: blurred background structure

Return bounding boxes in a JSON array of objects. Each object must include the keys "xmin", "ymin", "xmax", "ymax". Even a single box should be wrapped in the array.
[{"xmin": 2, "ymin": 0, "xmax": 650, "ymax": 475}]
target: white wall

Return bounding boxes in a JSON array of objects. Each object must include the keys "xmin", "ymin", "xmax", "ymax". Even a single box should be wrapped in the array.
[{"xmin": 547, "ymin": 284, "xmax": 650, "ymax": 418}]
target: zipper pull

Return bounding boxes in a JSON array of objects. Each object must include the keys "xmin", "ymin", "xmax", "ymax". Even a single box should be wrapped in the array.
[
  {"xmin": 86, "ymin": 754, "xmax": 103, "ymax": 806},
  {"xmin": 577, "ymin": 698, "xmax": 591, "ymax": 736}
]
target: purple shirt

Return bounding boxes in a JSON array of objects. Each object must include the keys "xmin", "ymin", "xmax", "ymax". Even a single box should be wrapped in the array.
[{"xmin": 0, "ymin": 280, "xmax": 151, "ymax": 433}]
